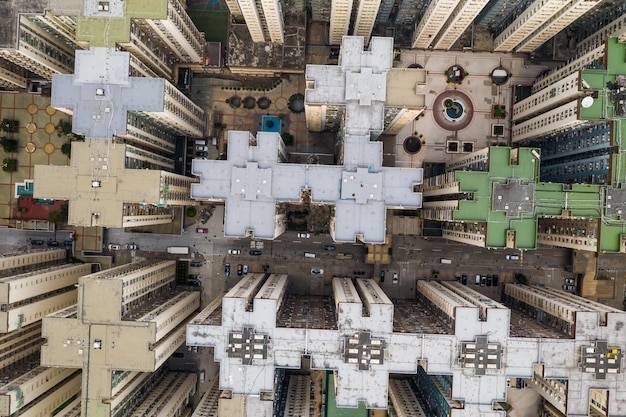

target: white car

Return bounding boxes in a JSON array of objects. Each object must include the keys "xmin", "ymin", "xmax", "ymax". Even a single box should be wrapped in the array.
[
  {"xmin": 196, "ymin": 145, "xmax": 208, "ymax": 151},
  {"xmin": 311, "ymin": 268, "xmax": 324, "ymax": 275},
  {"xmin": 298, "ymin": 232, "xmax": 310, "ymax": 238},
  {"xmin": 227, "ymin": 249, "xmax": 241, "ymax": 255},
  {"xmin": 563, "ymin": 285, "xmax": 576, "ymax": 291},
  {"xmin": 506, "ymin": 254, "xmax": 520, "ymax": 260},
  {"xmin": 392, "ymin": 272, "xmax": 399, "ymax": 284},
  {"xmin": 108, "ymin": 243, "xmax": 121, "ymax": 250}
]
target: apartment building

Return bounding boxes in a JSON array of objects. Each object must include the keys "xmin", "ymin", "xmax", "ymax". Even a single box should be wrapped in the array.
[
  {"xmin": 510, "ymin": 28, "xmax": 626, "ymax": 253},
  {"xmin": 188, "ymin": 274, "xmax": 626, "ymax": 416},
  {"xmin": 34, "ymin": 137, "xmax": 198, "ymax": 228},
  {"xmin": 41, "ymin": 259, "xmax": 200, "ymax": 416},
  {"xmin": 222, "ymin": 0, "xmax": 285, "ymax": 43},
  {"xmin": 0, "ymin": 250, "xmax": 91, "ymax": 417}
]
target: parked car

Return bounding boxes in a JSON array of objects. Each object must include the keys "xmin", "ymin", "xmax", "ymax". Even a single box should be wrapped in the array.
[
  {"xmin": 249, "ymin": 250, "xmax": 262, "ymax": 256},
  {"xmin": 237, "ymin": 264, "xmax": 243, "ymax": 276},
  {"xmin": 125, "ymin": 242, "xmax": 137, "ymax": 250},
  {"xmin": 480, "ymin": 276, "xmax": 487, "ymax": 287},
  {"xmin": 47, "ymin": 240, "xmax": 59, "ymax": 247},
  {"xmin": 323, "ymin": 245, "xmax": 336, "ymax": 251},
  {"xmin": 196, "ymin": 151, "xmax": 208, "ymax": 157},
  {"xmin": 227, "ymin": 249, "xmax": 241, "ymax": 255},
  {"xmin": 475, "ymin": 274, "xmax": 481, "ymax": 285},
  {"xmin": 486, "ymin": 275, "xmax": 493, "ymax": 287},
  {"xmin": 189, "ymin": 274, "xmax": 200, "ymax": 280},
  {"xmin": 380, "ymin": 270, "xmax": 385, "ymax": 282},
  {"xmin": 243, "ymin": 265, "xmax": 248, "ymax": 274},
  {"xmin": 563, "ymin": 285, "xmax": 576, "ymax": 291},
  {"xmin": 196, "ymin": 146, "xmax": 208, "ymax": 151},
  {"xmin": 108, "ymin": 243, "xmax": 121, "ymax": 250},
  {"xmin": 30, "ymin": 239, "xmax": 44, "ymax": 245},
  {"xmin": 224, "ymin": 263, "xmax": 231, "ymax": 276},
  {"xmin": 196, "ymin": 228, "xmax": 209, "ymax": 234},
  {"xmin": 311, "ymin": 268, "xmax": 324, "ymax": 275},
  {"xmin": 297, "ymin": 232, "xmax": 310, "ymax": 238},
  {"xmin": 492, "ymin": 274, "xmax": 499, "ymax": 286},
  {"xmin": 461, "ymin": 274, "xmax": 468, "ymax": 285},
  {"xmin": 506, "ymin": 254, "xmax": 520, "ymax": 260},
  {"xmin": 564, "ymin": 278, "xmax": 575, "ymax": 284},
  {"xmin": 188, "ymin": 280, "xmax": 201, "ymax": 287},
  {"xmin": 190, "ymin": 261, "xmax": 203, "ymax": 267},
  {"xmin": 392, "ymin": 272, "xmax": 399, "ymax": 284},
  {"xmin": 63, "ymin": 240, "xmax": 74, "ymax": 247}
]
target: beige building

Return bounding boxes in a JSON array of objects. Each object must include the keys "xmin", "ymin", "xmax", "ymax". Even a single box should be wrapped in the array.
[
  {"xmin": 34, "ymin": 139, "xmax": 198, "ymax": 228},
  {"xmin": 0, "ymin": 249, "xmax": 90, "ymax": 417},
  {"xmin": 41, "ymin": 259, "xmax": 200, "ymax": 417}
]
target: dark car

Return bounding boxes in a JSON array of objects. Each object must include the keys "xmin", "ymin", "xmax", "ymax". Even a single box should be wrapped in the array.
[
  {"xmin": 249, "ymin": 250, "xmax": 262, "ymax": 256},
  {"xmin": 187, "ymin": 280, "xmax": 201, "ymax": 287},
  {"xmin": 62, "ymin": 240, "xmax": 74, "ymax": 247},
  {"xmin": 190, "ymin": 261, "xmax": 203, "ymax": 267},
  {"xmin": 486, "ymin": 275, "xmax": 493, "ymax": 287},
  {"xmin": 30, "ymin": 239, "xmax": 44, "ymax": 245},
  {"xmin": 380, "ymin": 270, "xmax": 385, "ymax": 282},
  {"xmin": 196, "ymin": 151, "xmax": 208, "ymax": 157},
  {"xmin": 237, "ymin": 264, "xmax": 243, "ymax": 276},
  {"xmin": 461, "ymin": 274, "xmax": 468, "ymax": 285},
  {"xmin": 492, "ymin": 274, "xmax": 499, "ymax": 286},
  {"xmin": 46, "ymin": 240, "xmax": 59, "ymax": 247},
  {"xmin": 224, "ymin": 263, "xmax": 231, "ymax": 276},
  {"xmin": 323, "ymin": 245, "xmax": 336, "ymax": 251},
  {"xmin": 188, "ymin": 274, "xmax": 200, "ymax": 280}
]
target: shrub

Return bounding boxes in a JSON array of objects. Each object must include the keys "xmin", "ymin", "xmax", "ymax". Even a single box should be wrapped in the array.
[
  {"xmin": 186, "ymin": 207, "xmax": 197, "ymax": 217},
  {"xmin": 2, "ymin": 158, "xmax": 17, "ymax": 172},
  {"xmin": 1, "ymin": 137, "xmax": 18, "ymax": 153},
  {"xmin": 61, "ymin": 143, "xmax": 71, "ymax": 157},
  {"xmin": 0, "ymin": 119, "xmax": 19, "ymax": 133}
]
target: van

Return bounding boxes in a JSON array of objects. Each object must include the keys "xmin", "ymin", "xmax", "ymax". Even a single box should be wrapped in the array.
[
  {"xmin": 304, "ymin": 252, "xmax": 316, "ymax": 258},
  {"xmin": 195, "ymin": 139, "xmax": 207, "ymax": 146},
  {"xmin": 440, "ymin": 258, "xmax": 452, "ymax": 264}
]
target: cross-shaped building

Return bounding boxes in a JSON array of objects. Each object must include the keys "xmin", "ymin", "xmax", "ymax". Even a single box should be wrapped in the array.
[{"xmin": 41, "ymin": 260, "xmax": 200, "ymax": 417}]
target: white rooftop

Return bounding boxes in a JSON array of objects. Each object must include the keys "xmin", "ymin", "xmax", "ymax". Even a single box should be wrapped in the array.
[
  {"xmin": 192, "ymin": 130, "xmax": 422, "ymax": 243},
  {"xmin": 51, "ymin": 48, "xmax": 165, "ymax": 139},
  {"xmin": 188, "ymin": 278, "xmax": 626, "ymax": 414},
  {"xmin": 193, "ymin": 36, "xmax": 423, "ymax": 243}
]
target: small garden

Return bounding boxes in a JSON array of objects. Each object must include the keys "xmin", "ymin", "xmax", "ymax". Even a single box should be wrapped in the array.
[
  {"xmin": 492, "ymin": 105, "xmax": 507, "ymax": 119},
  {"xmin": 1, "ymin": 119, "xmax": 20, "ymax": 172}
]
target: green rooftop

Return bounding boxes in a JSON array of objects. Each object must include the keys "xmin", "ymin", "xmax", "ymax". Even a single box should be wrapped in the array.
[
  {"xmin": 452, "ymin": 147, "xmax": 541, "ymax": 249},
  {"xmin": 76, "ymin": 0, "xmax": 168, "ymax": 47}
]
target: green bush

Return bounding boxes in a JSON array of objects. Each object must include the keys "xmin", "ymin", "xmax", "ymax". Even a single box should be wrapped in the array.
[
  {"xmin": 1, "ymin": 137, "xmax": 18, "ymax": 153},
  {"xmin": 186, "ymin": 207, "xmax": 197, "ymax": 217},
  {"xmin": 1, "ymin": 119, "xmax": 19, "ymax": 133},
  {"xmin": 2, "ymin": 158, "xmax": 17, "ymax": 172},
  {"xmin": 61, "ymin": 143, "xmax": 71, "ymax": 158}
]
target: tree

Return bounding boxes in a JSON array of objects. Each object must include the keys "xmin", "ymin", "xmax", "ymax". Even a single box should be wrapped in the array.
[
  {"xmin": 61, "ymin": 143, "xmax": 72, "ymax": 158},
  {"xmin": 0, "ymin": 119, "xmax": 19, "ymax": 133},
  {"xmin": 55, "ymin": 119, "xmax": 72, "ymax": 136},
  {"xmin": 48, "ymin": 204, "xmax": 68, "ymax": 225},
  {"xmin": 2, "ymin": 158, "xmax": 17, "ymax": 172},
  {"xmin": 1, "ymin": 137, "xmax": 18, "ymax": 153}
]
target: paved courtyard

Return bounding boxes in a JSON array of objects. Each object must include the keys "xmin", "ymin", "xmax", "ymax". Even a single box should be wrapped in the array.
[{"xmin": 0, "ymin": 92, "xmax": 71, "ymax": 227}]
